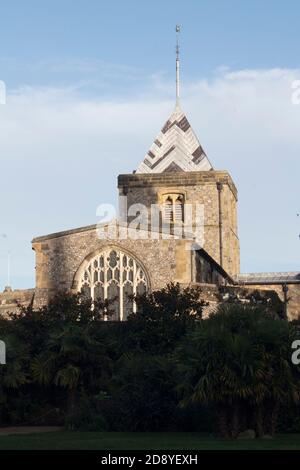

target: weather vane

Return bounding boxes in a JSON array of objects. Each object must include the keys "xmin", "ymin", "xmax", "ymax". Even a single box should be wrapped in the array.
[{"xmin": 175, "ymin": 25, "xmax": 181, "ymax": 103}]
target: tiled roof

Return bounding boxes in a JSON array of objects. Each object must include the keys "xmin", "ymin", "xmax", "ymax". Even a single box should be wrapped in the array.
[
  {"xmin": 236, "ymin": 272, "xmax": 300, "ymax": 284},
  {"xmin": 136, "ymin": 103, "xmax": 213, "ymax": 173}
]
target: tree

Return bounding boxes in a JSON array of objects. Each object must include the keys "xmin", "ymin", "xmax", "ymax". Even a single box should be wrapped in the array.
[
  {"xmin": 107, "ymin": 353, "xmax": 177, "ymax": 431},
  {"xmin": 14, "ymin": 292, "xmax": 112, "ymax": 428},
  {"xmin": 0, "ymin": 311, "xmax": 32, "ymax": 425},
  {"xmin": 217, "ymin": 285, "xmax": 285, "ymax": 319},
  {"xmin": 100, "ymin": 283, "xmax": 207, "ymax": 430},
  {"xmin": 176, "ymin": 304, "xmax": 300, "ymax": 438},
  {"xmin": 124, "ymin": 282, "xmax": 206, "ymax": 355}
]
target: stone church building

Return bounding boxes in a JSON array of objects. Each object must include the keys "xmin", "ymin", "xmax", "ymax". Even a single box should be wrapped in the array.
[{"xmin": 1, "ymin": 60, "xmax": 300, "ymax": 320}]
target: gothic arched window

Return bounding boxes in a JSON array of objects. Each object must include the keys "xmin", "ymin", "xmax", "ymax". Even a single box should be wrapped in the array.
[{"xmin": 78, "ymin": 248, "xmax": 148, "ymax": 321}]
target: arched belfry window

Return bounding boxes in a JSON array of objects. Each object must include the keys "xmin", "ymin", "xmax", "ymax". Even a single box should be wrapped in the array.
[
  {"xmin": 174, "ymin": 195, "xmax": 184, "ymax": 222},
  {"xmin": 164, "ymin": 196, "xmax": 173, "ymax": 222},
  {"xmin": 162, "ymin": 194, "xmax": 184, "ymax": 223},
  {"xmin": 78, "ymin": 248, "xmax": 148, "ymax": 321}
]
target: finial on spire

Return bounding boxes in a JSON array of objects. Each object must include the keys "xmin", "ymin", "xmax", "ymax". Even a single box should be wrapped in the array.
[{"xmin": 175, "ymin": 24, "xmax": 181, "ymax": 104}]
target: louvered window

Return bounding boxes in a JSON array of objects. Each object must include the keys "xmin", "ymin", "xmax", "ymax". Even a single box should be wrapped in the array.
[
  {"xmin": 174, "ymin": 195, "xmax": 184, "ymax": 222},
  {"xmin": 164, "ymin": 197, "xmax": 173, "ymax": 222},
  {"xmin": 162, "ymin": 194, "xmax": 184, "ymax": 223}
]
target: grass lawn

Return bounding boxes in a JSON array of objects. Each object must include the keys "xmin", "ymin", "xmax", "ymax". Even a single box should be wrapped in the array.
[{"xmin": 1, "ymin": 432, "xmax": 300, "ymax": 450}]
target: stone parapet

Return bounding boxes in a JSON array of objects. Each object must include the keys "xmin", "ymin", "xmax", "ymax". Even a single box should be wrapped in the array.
[
  {"xmin": 0, "ymin": 288, "xmax": 35, "ymax": 316},
  {"xmin": 118, "ymin": 170, "xmax": 238, "ymax": 200}
]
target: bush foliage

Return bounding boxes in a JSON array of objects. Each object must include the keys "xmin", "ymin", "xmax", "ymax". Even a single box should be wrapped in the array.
[{"xmin": 0, "ymin": 283, "xmax": 299, "ymax": 437}]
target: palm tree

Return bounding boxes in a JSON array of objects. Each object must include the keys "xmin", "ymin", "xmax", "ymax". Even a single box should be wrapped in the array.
[
  {"xmin": 0, "ymin": 326, "xmax": 29, "ymax": 425},
  {"xmin": 29, "ymin": 293, "xmax": 112, "ymax": 428},
  {"xmin": 176, "ymin": 304, "xmax": 300, "ymax": 438}
]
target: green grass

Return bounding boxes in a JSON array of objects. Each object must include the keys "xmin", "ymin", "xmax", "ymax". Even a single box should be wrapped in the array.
[{"xmin": 1, "ymin": 432, "xmax": 300, "ymax": 450}]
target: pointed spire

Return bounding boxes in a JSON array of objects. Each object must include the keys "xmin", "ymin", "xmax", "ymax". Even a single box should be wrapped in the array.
[
  {"xmin": 136, "ymin": 105, "xmax": 213, "ymax": 173},
  {"xmin": 176, "ymin": 25, "xmax": 180, "ymax": 104},
  {"xmin": 135, "ymin": 26, "xmax": 214, "ymax": 174}
]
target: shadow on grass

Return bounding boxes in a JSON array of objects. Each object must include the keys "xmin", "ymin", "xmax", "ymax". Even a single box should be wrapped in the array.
[{"xmin": 0, "ymin": 432, "xmax": 300, "ymax": 450}]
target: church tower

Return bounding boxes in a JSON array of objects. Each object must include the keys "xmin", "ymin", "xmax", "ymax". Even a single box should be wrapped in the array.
[{"xmin": 118, "ymin": 26, "xmax": 240, "ymax": 277}]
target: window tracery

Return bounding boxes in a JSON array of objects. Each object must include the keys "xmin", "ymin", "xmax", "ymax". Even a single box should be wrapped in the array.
[{"xmin": 78, "ymin": 248, "xmax": 148, "ymax": 320}]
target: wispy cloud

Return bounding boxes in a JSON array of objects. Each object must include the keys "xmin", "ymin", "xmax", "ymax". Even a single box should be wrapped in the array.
[
  {"xmin": 0, "ymin": 56, "xmax": 146, "ymax": 97},
  {"xmin": 0, "ymin": 67, "xmax": 299, "ymax": 288}
]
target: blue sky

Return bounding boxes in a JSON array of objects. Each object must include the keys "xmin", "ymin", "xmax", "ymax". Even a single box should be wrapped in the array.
[
  {"xmin": 1, "ymin": 0, "xmax": 300, "ymax": 94},
  {"xmin": 0, "ymin": 0, "xmax": 300, "ymax": 288},
  {"xmin": 1, "ymin": 0, "xmax": 300, "ymax": 80}
]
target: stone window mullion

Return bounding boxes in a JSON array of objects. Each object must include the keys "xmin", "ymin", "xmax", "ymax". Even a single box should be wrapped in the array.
[{"xmin": 78, "ymin": 248, "xmax": 148, "ymax": 321}]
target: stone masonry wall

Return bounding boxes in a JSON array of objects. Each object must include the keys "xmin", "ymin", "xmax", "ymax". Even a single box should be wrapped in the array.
[
  {"xmin": 118, "ymin": 171, "xmax": 240, "ymax": 277},
  {"xmin": 241, "ymin": 283, "xmax": 300, "ymax": 321},
  {"xmin": 32, "ymin": 224, "xmax": 196, "ymax": 307},
  {"xmin": 0, "ymin": 288, "xmax": 35, "ymax": 317}
]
